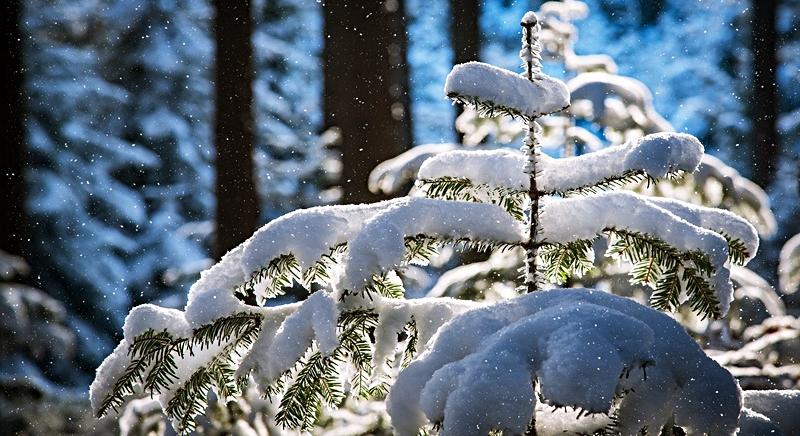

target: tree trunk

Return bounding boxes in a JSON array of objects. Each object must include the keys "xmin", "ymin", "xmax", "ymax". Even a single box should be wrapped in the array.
[
  {"xmin": 323, "ymin": 0, "xmax": 413, "ymax": 204},
  {"xmin": 213, "ymin": 0, "xmax": 260, "ymax": 259},
  {"xmin": 449, "ymin": 0, "xmax": 481, "ymax": 142},
  {"xmin": 1, "ymin": 0, "xmax": 28, "ymax": 257},
  {"xmin": 750, "ymin": 0, "xmax": 780, "ymax": 189}
]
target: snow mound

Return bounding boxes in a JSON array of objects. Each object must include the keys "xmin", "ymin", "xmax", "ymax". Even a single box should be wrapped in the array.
[
  {"xmin": 387, "ymin": 288, "xmax": 741, "ymax": 436},
  {"xmin": 445, "ymin": 62, "xmax": 569, "ymax": 118}
]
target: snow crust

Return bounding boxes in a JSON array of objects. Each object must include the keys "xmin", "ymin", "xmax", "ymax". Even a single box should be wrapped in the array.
[
  {"xmin": 340, "ymin": 197, "xmax": 525, "ymax": 291},
  {"xmin": 417, "ymin": 132, "xmax": 704, "ymax": 193},
  {"xmin": 538, "ymin": 192, "xmax": 735, "ymax": 314},
  {"xmin": 739, "ymin": 389, "xmax": 800, "ymax": 435},
  {"xmin": 445, "ymin": 62, "xmax": 569, "ymax": 118},
  {"xmin": 387, "ymin": 288, "xmax": 741, "ymax": 436}
]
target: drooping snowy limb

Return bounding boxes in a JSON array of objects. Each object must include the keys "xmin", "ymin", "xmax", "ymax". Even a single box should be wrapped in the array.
[
  {"xmin": 387, "ymin": 289, "xmax": 741, "ymax": 436},
  {"xmin": 567, "ymin": 72, "xmax": 673, "ymax": 134},
  {"xmin": 537, "ymin": 191, "xmax": 754, "ymax": 317},
  {"xmin": 368, "ymin": 143, "xmax": 458, "ymax": 195},
  {"xmin": 91, "ymin": 285, "xmax": 478, "ymax": 433},
  {"xmin": 639, "ymin": 154, "xmax": 777, "ymax": 236},
  {"xmin": 233, "ymin": 201, "xmax": 393, "ymax": 301},
  {"xmin": 339, "ymin": 197, "xmax": 525, "ymax": 293},
  {"xmin": 416, "ymin": 132, "xmax": 705, "ymax": 196},
  {"xmin": 738, "ymin": 390, "xmax": 800, "ymax": 435},
  {"xmin": 779, "ymin": 234, "xmax": 800, "ymax": 294},
  {"xmin": 245, "ymin": 295, "xmax": 476, "ymax": 431},
  {"xmin": 90, "ymin": 303, "xmax": 269, "ymax": 433},
  {"xmin": 444, "ymin": 62, "xmax": 569, "ymax": 121}
]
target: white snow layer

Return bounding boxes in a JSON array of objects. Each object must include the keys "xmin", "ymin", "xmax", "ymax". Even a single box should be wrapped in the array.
[
  {"xmin": 340, "ymin": 197, "xmax": 525, "ymax": 291},
  {"xmin": 416, "ymin": 132, "xmax": 704, "ymax": 193},
  {"xmin": 444, "ymin": 62, "xmax": 569, "ymax": 118},
  {"xmin": 538, "ymin": 191, "xmax": 735, "ymax": 314},
  {"xmin": 738, "ymin": 389, "xmax": 800, "ymax": 435},
  {"xmin": 184, "ymin": 201, "xmax": 393, "ymax": 326},
  {"xmin": 259, "ymin": 291, "xmax": 338, "ymax": 382},
  {"xmin": 386, "ymin": 288, "xmax": 741, "ymax": 436}
]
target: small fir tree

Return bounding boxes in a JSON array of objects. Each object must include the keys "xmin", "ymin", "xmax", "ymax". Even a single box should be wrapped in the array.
[{"xmin": 93, "ymin": 10, "xmax": 763, "ymax": 436}]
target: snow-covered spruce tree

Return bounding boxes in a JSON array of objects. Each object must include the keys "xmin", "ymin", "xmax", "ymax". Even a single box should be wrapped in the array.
[{"xmin": 92, "ymin": 12, "xmax": 758, "ymax": 435}]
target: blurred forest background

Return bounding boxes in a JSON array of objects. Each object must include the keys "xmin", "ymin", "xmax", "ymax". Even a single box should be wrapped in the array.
[{"xmin": 1, "ymin": 0, "xmax": 798, "ymax": 433}]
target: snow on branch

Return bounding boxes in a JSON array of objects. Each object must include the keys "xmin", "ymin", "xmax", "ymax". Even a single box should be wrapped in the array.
[
  {"xmin": 538, "ymin": 191, "xmax": 745, "ymax": 316},
  {"xmin": 417, "ymin": 132, "xmax": 704, "ymax": 195},
  {"xmin": 340, "ymin": 197, "xmax": 525, "ymax": 292},
  {"xmin": 444, "ymin": 62, "xmax": 569, "ymax": 120},
  {"xmin": 387, "ymin": 289, "xmax": 741, "ymax": 436}
]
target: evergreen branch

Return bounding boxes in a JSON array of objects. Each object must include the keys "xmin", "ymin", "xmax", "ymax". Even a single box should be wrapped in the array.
[
  {"xmin": 539, "ymin": 240, "xmax": 595, "ymax": 284},
  {"xmin": 275, "ymin": 310, "xmax": 380, "ymax": 431},
  {"xmin": 164, "ymin": 314, "xmax": 262, "ymax": 434},
  {"xmin": 303, "ymin": 243, "xmax": 347, "ymax": 288},
  {"xmin": 366, "ymin": 272, "xmax": 405, "ymax": 299},
  {"xmin": 404, "ymin": 234, "xmax": 520, "ymax": 267},
  {"xmin": 649, "ymin": 265, "xmax": 681, "ymax": 312},
  {"xmin": 605, "ymin": 229, "xmax": 720, "ymax": 319},
  {"xmin": 418, "ymin": 177, "xmax": 526, "ymax": 221},
  {"xmin": 682, "ymin": 267, "xmax": 721, "ymax": 320},
  {"xmin": 142, "ymin": 336, "xmax": 190, "ymax": 395},
  {"xmin": 191, "ymin": 312, "xmax": 264, "ymax": 350},
  {"xmin": 234, "ymin": 244, "xmax": 347, "ymax": 303},
  {"xmin": 447, "ymin": 92, "xmax": 536, "ymax": 122},
  {"xmin": 722, "ymin": 233, "xmax": 749, "ymax": 266},
  {"xmin": 401, "ymin": 319, "xmax": 419, "ymax": 368},
  {"xmin": 554, "ymin": 170, "xmax": 660, "ymax": 197}
]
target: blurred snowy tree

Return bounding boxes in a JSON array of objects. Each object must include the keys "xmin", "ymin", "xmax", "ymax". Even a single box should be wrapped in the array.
[
  {"xmin": 24, "ymin": 0, "xmax": 215, "ymax": 366},
  {"xmin": 252, "ymin": 0, "xmax": 336, "ymax": 219}
]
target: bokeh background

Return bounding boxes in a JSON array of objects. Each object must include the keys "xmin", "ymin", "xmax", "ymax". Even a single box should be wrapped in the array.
[{"xmin": 1, "ymin": 0, "xmax": 798, "ymax": 433}]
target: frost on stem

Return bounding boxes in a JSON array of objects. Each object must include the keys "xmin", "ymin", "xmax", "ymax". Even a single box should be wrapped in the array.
[{"xmin": 387, "ymin": 289, "xmax": 742, "ymax": 436}]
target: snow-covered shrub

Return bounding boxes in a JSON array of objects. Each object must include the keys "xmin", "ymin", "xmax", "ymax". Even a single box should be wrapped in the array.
[{"xmin": 92, "ymin": 10, "xmax": 757, "ymax": 435}]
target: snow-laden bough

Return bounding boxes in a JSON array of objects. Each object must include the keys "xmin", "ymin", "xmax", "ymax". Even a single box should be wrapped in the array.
[{"xmin": 387, "ymin": 288, "xmax": 742, "ymax": 436}]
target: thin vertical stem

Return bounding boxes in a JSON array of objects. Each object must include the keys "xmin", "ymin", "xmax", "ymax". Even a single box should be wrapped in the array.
[{"xmin": 521, "ymin": 13, "xmax": 542, "ymax": 294}]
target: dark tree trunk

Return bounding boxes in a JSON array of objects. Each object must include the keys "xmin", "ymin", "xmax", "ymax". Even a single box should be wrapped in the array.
[
  {"xmin": 1, "ymin": 0, "xmax": 28, "ymax": 257},
  {"xmin": 449, "ymin": 0, "xmax": 481, "ymax": 142},
  {"xmin": 638, "ymin": 0, "xmax": 664, "ymax": 26},
  {"xmin": 213, "ymin": 0, "xmax": 260, "ymax": 259},
  {"xmin": 750, "ymin": 0, "xmax": 780, "ymax": 188},
  {"xmin": 323, "ymin": 0, "xmax": 413, "ymax": 204}
]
